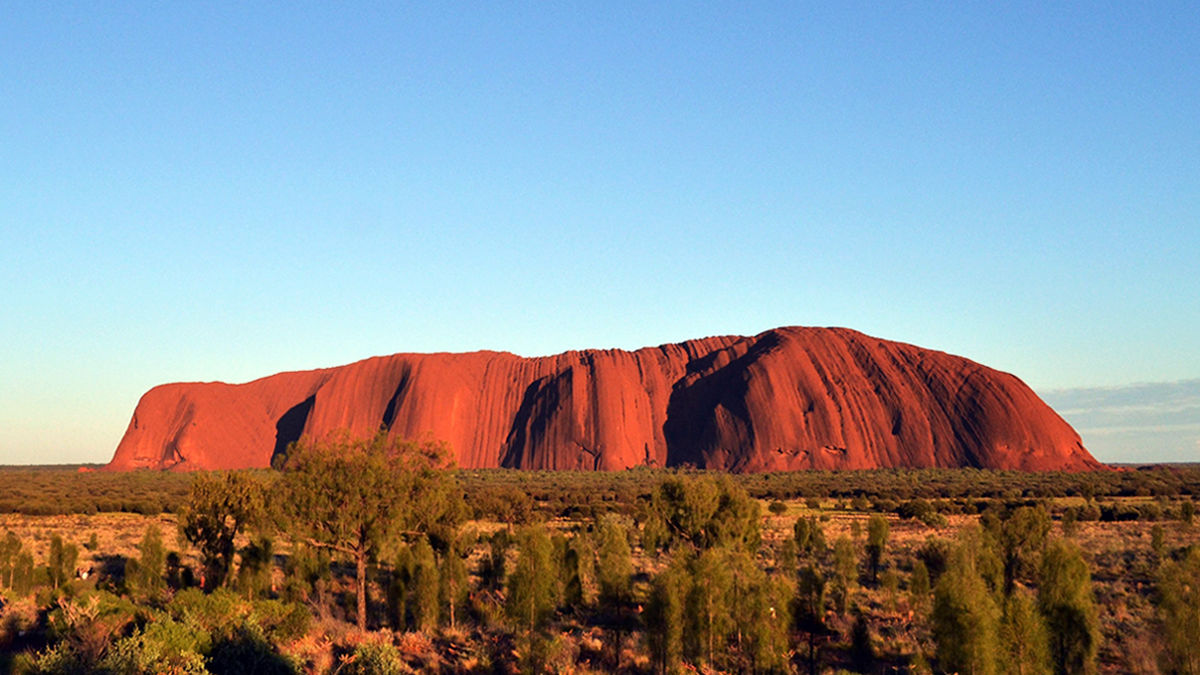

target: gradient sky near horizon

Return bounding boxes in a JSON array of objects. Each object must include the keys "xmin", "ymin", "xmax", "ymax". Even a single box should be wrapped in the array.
[{"xmin": 2, "ymin": 2, "xmax": 1198, "ymax": 465}]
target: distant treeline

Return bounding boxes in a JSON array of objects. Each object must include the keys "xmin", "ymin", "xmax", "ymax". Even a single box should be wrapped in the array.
[
  {"xmin": 0, "ymin": 469, "xmax": 193, "ymax": 516},
  {"xmin": 1, "ymin": 464, "xmax": 1199, "ymax": 519}
]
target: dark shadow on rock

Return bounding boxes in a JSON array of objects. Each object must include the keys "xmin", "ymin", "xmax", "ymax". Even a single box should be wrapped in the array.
[
  {"xmin": 501, "ymin": 371, "xmax": 574, "ymax": 469},
  {"xmin": 380, "ymin": 371, "xmax": 412, "ymax": 431},
  {"xmin": 663, "ymin": 334, "xmax": 779, "ymax": 468},
  {"xmin": 500, "ymin": 377, "xmax": 550, "ymax": 468},
  {"xmin": 663, "ymin": 368, "xmax": 752, "ymax": 469},
  {"xmin": 271, "ymin": 395, "xmax": 315, "ymax": 468}
]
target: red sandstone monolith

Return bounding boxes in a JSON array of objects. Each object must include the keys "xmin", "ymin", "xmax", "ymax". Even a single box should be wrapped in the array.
[{"xmin": 106, "ymin": 327, "xmax": 1102, "ymax": 472}]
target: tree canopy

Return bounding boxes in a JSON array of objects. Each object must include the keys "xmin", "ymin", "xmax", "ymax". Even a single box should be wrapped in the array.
[
  {"xmin": 179, "ymin": 471, "xmax": 269, "ymax": 591},
  {"xmin": 640, "ymin": 473, "xmax": 761, "ymax": 553},
  {"xmin": 275, "ymin": 430, "xmax": 465, "ymax": 629}
]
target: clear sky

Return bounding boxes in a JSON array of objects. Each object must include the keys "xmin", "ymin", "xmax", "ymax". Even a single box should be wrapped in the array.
[{"xmin": 2, "ymin": 2, "xmax": 1197, "ymax": 465}]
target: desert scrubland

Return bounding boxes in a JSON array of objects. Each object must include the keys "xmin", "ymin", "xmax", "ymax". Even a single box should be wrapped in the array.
[{"xmin": 1, "ymin": 457, "xmax": 1198, "ymax": 674}]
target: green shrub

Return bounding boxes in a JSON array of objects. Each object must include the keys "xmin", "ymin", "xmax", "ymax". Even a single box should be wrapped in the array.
[
  {"xmin": 168, "ymin": 587, "xmax": 242, "ymax": 638},
  {"xmin": 1061, "ymin": 508, "xmax": 1079, "ymax": 537},
  {"xmin": 898, "ymin": 499, "xmax": 933, "ymax": 521},
  {"xmin": 102, "ymin": 617, "xmax": 209, "ymax": 675},
  {"xmin": 1077, "ymin": 502, "xmax": 1100, "ymax": 521},
  {"xmin": 40, "ymin": 591, "xmax": 141, "ymax": 671},
  {"xmin": 27, "ymin": 642, "xmax": 83, "ymax": 675},
  {"xmin": 252, "ymin": 599, "xmax": 312, "ymax": 644},
  {"xmin": 918, "ymin": 538, "xmax": 952, "ymax": 585},
  {"xmin": 920, "ymin": 511, "xmax": 950, "ymax": 528},
  {"xmin": 342, "ymin": 640, "xmax": 406, "ymax": 675}
]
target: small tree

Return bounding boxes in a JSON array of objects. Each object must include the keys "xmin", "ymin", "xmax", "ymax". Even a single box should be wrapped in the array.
[
  {"xmin": 563, "ymin": 531, "xmax": 595, "ymax": 608},
  {"xmin": 1150, "ymin": 524, "xmax": 1166, "ymax": 559},
  {"xmin": 743, "ymin": 571, "xmax": 793, "ymax": 673},
  {"xmin": 1038, "ymin": 539, "xmax": 1099, "ymax": 675},
  {"xmin": 1157, "ymin": 546, "xmax": 1200, "ymax": 675},
  {"xmin": 479, "ymin": 529, "xmax": 511, "ymax": 591},
  {"xmin": 832, "ymin": 536, "xmax": 857, "ymax": 614},
  {"xmin": 866, "ymin": 514, "xmax": 890, "ymax": 584},
  {"xmin": 596, "ymin": 514, "xmax": 633, "ymax": 607},
  {"xmin": 1001, "ymin": 587, "xmax": 1052, "ymax": 675},
  {"xmin": 932, "ymin": 539, "xmax": 1001, "ymax": 675},
  {"xmin": 685, "ymin": 547, "xmax": 733, "ymax": 670},
  {"xmin": 641, "ymin": 474, "xmax": 760, "ymax": 553},
  {"xmin": 180, "ymin": 471, "xmax": 267, "ymax": 591},
  {"xmin": 506, "ymin": 524, "xmax": 558, "ymax": 672},
  {"xmin": 1061, "ymin": 509, "xmax": 1079, "ymax": 538},
  {"xmin": 48, "ymin": 534, "xmax": 79, "ymax": 590},
  {"xmin": 595, "ymin": 514, "xmax": 635, "ymax": 670},
  {"xmin": 850, "ymin": 609, "xmax": 875, "ymax": 673},
  {"xmin": 129, "ymin": 524, "xmax": 167, "ymax": 600},
  {"xmin": 439, "ymin": 531, "xmax": 472, "ymax": 630},
  {"xmin": 276, "ymin": 430, "xmax": 463, "ymax": 630},
  {"xmin": 777, "ymin": 535, "xmax": 798, "ymax": 576},
  {"xmin": 985, "ymin": 505, "xmax": 1051, "ymax": 596},
  {"xmin": 795, "ymin": 564, "xmax": 827, "ymax": 675},
  {"xmin": 235, "ymin": 536, "xmax": 274, "ymax": 600},
  {"xmin": 48, "ymin": 534, "xmax": 65, "ymax": 588},
  {"xmin": 12, "ymin": 550, "xmax": 35, "ymax": 595},
  {"xmin": 726, "ymin": 549, "xmax": 760, "ymax": 657},
  {"xmin": 1, "ymin": 531, "xmax": 21, "ymax": 588},
  {"xmin": 410, "ymin": 536, "xmax": 440, "ymax": 632},
  {"xmin": 646, "ymin": 558, "xmax": 690, "ymax": 675},
  {"xmin": 388, "ymin": 543, "xmax": 414, "ymax": 630},
  {"xmin": 794, "ymin": 516, "xmax": 827, "ymax": 559},
  {"xmin": 910, "ymin": 558, "xmax": 931, "ymax": 608}
]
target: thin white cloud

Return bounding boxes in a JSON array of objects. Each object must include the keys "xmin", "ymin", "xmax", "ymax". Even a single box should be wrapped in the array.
[
  {"xmin": 1079, "ymin": 423, "xmax": 1200, "ymax": 436},
  {"xmin": 1038, "ymin": 380, "xmax": 1200, "ymax": 464}
]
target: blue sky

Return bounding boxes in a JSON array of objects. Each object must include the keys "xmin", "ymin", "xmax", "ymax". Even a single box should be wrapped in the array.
[{"xmin": 2, "ymin": 2, "xmax": 1197, "ymax": 464}]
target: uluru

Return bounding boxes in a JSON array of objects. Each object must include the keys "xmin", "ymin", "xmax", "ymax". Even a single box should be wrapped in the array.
[{"xmin": 105, "ymin": 326, "xmax": 1102, "ymax": 472}]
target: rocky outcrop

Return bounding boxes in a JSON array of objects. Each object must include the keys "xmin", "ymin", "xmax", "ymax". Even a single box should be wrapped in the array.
[{"xmin": 105, "ymin": 327, "xmax": 1102, "ymax": 472}]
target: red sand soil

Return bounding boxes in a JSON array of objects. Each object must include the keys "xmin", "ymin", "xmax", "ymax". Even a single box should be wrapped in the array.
[{"xmin": 105, "ymin": 326, "xmax": 1102, "ymax": 472}]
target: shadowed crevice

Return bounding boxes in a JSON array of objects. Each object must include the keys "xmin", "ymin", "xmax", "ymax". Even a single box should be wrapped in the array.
[
  {"xmin": 381, "ymin": 371, "xmax": 412, "ymax": 431},
  {"xmin": 664, "ymin": 336, "xmax": 775, "ymax": 468},
  {"xmin": 501, "ymin": 373, "xmax": 572, "ymax": 469},
  {"xmin": 272, "ymin": 395, "xmax": 315, "ymax": 467}
]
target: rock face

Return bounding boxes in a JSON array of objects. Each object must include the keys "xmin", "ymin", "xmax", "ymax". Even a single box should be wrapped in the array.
[{"xmin": 106, "ymin": 327, "xmax": 1102, "ymax": 472}]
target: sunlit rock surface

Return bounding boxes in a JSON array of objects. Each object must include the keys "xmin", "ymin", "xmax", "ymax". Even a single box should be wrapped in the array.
[{"xmin": 106, "ymin": 327, "xmax": 1102, "ymax": 472}]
